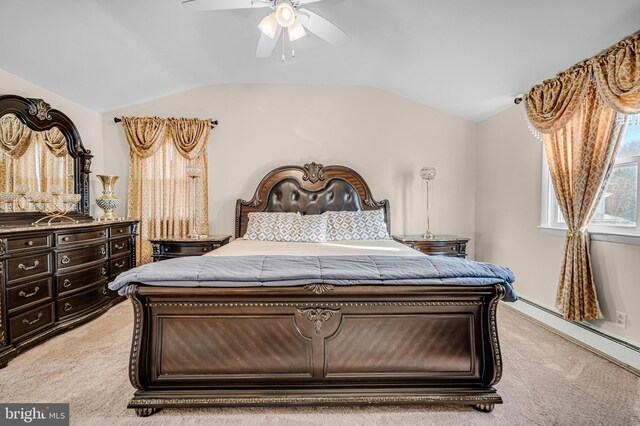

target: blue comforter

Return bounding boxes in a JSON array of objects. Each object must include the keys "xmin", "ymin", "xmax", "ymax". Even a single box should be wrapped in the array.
[{"xmin": 109, "ymin": 255, "xmax": 517, "ymax": 302}]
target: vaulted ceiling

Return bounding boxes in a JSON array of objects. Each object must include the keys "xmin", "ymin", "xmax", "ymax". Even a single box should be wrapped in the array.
[{"xmin": 1, "ymin": 0, "xmax": 639, "ymax": 121}]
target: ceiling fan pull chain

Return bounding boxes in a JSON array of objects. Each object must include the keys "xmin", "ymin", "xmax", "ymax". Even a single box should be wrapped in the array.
[
  {"xmin": 292, "ymin": 39, "xmax": 295, "ymax": 59},
  {"xmin": 282, "ymin": 31, "xmax": 286, "ymax": 62}
]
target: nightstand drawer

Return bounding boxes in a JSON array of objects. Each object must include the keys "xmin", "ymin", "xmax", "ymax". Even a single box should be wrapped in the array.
[
  {"xmin": 150, "ymin": 236, "xmax": 231, "ymax": 262},
  {"xmin": 393, "ymin": 235, "xmax": 469, "ymax": 258},
  {"xmin": 413, "ymin": 242, "xmax": 459, "ymax": 254}
]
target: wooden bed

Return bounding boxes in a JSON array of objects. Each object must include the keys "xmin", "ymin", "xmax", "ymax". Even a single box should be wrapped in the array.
[{"xmin": 125, "ymin": 162, "xmax": 505, "ymax": 416}]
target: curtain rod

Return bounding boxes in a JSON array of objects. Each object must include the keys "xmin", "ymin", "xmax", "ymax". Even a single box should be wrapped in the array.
[{"xmin": 113, "ymin": 117, "xmax": 218, "ymax": 128}]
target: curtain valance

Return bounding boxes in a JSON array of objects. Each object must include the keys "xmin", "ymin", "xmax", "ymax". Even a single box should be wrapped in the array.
[
  {"xmin": 524, "ymin": 32, "xmax": 640, "ymax": 137},
  {"xmin": 122, "ymin": 116, "xmax": 211, "ymax": 160}
]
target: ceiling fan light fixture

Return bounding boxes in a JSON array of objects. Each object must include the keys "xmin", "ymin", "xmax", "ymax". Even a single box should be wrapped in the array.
[
  {"xmin": 258, "ymin": 13, "xmax": 278, "ymax": 39},
  {"xmin": 275, "ymin": 1, "xmax": 296, "ymax": 28},
  {"xmin": 288, "ymin": 18, "xmax": 306, "ymax": 41}
]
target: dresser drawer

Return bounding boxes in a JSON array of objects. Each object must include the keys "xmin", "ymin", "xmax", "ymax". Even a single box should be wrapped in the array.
[
  {"xmin": 7, "ymin": 234, "xmax": 51, "ymax": 253},
  {"xmin": 6, "ymin": 252, "xmax": 52, "ymax": 283},
  {"xmin": 110, "ymin": 224, "xmax": 131, "ymax": 237},
  {"xmin": 7, "ymin": 277, "xmax": 53, "ymax": 313},
  {"xmin": 57, "ymin": 285, "xmax": 109, "ymax": 321},
  {"xmin": 56, "ymin": 228, "xmax": 107, "ymax": 246},
  {"xmin": 9, "ymin": 303, "xmax": 55, "ymax": 342},
  {"xmin": 110, "ymin": 256, "xmax": 131, "ymax": 279},
  {"xmin": 110, "ymin": 238, "xmax": 130, "ymax": 257},
  {"xmin": 57, "ymin": 262, "xmax": 108, "ymax": 296},
  {"xmin": 57, "ymin": 242, "xmax": 108, "ymax": 270}
]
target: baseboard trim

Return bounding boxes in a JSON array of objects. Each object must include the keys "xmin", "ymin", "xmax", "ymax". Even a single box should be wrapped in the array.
[{"xmin": 502, "ymin": 297, "xmax": 640, "ymax": 376}]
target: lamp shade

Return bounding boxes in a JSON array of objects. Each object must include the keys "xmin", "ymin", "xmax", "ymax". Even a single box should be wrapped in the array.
[
  {"xmin": 258, "ymin": 13, "xmax": 278, "ymax": 39},
  {"xmin": 288, "ymin": 18, "xmax": 306, "ymax": 41},
  {"xmin": 275, "ymin": 2, "xmax": 296, "ymax": 27}
]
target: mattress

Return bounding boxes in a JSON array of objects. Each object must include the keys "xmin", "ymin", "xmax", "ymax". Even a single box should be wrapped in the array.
[{"xmin": 206, "ymin": 238, "xmax": 423, "ymax": 257}]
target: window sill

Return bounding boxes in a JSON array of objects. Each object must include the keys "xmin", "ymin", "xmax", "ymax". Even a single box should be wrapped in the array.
[{"xmin": 538, "ymin": 226, "xmax": 640, "ymax": 246}]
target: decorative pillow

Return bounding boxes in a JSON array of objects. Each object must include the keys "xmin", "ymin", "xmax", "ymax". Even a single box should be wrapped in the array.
[
  {"xmin": 324, "ymin": 210, "xmax": 390, "ymax": 240},
  {"xmin": 298, "ymin": 213, "xmax": 328, "ymax": 243},
  {"xmin": 243, "ymin": 212, "xmax": 328, "ymax": 242},
  {"xmin": 243, "ymin": 212, "xmax": 301, "ymax": 241}
]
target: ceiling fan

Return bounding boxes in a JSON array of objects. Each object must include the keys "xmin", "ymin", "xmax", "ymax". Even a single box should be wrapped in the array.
[{"xmin": 181, "ymin": 0, "xmax": 350, "ymax": 59}]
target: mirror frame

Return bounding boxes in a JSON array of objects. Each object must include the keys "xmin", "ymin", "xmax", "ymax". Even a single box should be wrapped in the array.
[{"xmin": 0, "ymin": 94, "xmax": 93, "ymax": 226}]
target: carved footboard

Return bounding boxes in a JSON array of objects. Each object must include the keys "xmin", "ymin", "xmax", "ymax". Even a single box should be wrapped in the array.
[{"xmin": 126, "ymin": 283, "xmax": 505, "ymax": 416}]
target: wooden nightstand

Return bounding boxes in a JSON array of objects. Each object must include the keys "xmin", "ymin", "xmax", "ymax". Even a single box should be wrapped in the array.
[
  {"xmin": 150, "ymin": 235, "xmax": 231, "ymax": 262},
  {"xmin": 393, "ymin": 235, "xmax": 470, "ymax": 258}
]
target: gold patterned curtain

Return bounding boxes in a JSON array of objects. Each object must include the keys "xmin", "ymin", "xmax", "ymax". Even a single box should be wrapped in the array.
[
  {"xmin": 523, "ymin": 32, "xmax": 640, "ymax": 322},
  {"xmin": 123, "ymin": 116, "xmax": 211, "ymax": 264}
]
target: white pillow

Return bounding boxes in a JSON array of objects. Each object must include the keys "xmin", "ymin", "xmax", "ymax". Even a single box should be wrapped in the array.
[
  {"xmin": 243, "ymin": 212, "xmax": 328, "ymax": 242},
  {"xmin": 324, "ymin": 210, "xmax": 390, "ymax": 241}
]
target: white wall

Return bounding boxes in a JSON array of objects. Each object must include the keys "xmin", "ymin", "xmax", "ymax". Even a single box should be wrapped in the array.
[
  {"xmin": 475, "ymin": 105, "xmax": 640, "ymax": 346},
  {"xmin": 103, "ymin": 84, "xmax": 478, "ymax": 256},
  {"xmin": 0, "ymin": 68, "xmax": 104, "ymax": 216}
]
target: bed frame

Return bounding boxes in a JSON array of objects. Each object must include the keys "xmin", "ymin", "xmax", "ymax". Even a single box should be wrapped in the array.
[{"xmin": 125, "ymin": 162, "xmax": 505, "ymax": 416}]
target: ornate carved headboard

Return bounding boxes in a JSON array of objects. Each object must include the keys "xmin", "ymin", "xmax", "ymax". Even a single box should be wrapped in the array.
[{"xmin": 235, "ymin": 162, "xmax": 390, "ymax": 238}]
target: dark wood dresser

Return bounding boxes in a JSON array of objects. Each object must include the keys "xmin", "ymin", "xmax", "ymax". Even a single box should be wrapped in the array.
[
  {"xmin": 0, "ymin": 220, "xmax": 138, "ymax": 367},
  {"xmin": 150, "ymin": 235, "xmax": 231, "ymax": 262},
  {"xmin": 393, "ymin": 235, "xmax": 470, "ymax": 258}
]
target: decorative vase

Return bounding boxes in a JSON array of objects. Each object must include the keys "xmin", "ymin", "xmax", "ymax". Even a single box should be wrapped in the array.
[{"xmin": 96, "ymin": 175, "xmax": 121, "ymax": 221}]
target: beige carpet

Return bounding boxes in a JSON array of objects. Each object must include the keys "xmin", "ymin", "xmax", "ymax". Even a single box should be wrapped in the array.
[{"xmin": 1, "ymin": 303, "xmax": 638, "ymax": 426}]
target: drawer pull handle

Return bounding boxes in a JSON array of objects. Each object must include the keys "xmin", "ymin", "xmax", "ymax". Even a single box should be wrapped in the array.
[
  {"xmin": 18, "ymin": 260, "xmax": 40, "ymax": 271},
  {"xmin": 114, "ymin": 243, "xmax": 125, "ymax": 250},
  {"xmin": 62, "ymin": 279, "xmax": 72, "ymax": 288},
  {"xmin": 203, "ymin": 247, "xmax": 208, "ymax": 252},
  {"xmin": 19, "ymin": 287, "xmax": 40, "ymax": 298},
  {"xmin": 100, "ymin": 247, "xmax": 106, "ymax": 255},
  {"xmin": 101, "ymin": 267, "xmax": 107, "ymax": 275},
  {"xmin": 27, "ymin": 240, "xmax": 34, "ymax": 246},
  {"xmin": 61, "ymin": 256, "xmax": 71, "ymax": 265},
  {"xmin": 118, "ymin": 229, "xmax": 124, "ymax": 233},
  {"xmin": 63, "ymin": 303, "xmax": 73, "ymax": 312},
  {"xmin": 102, "ymin": 288, "xmax": 108, "ymax": 295},
  {"xmin": 115, "ymin": 261, "xmax": 126, "ymax": 268},
  {"xmin": 22, "ymin": 312, "xmax": 43, "ymax": 326},
  {"xmin": 62, "ymin": 236, "xmax": 69, "ymax": 242}
]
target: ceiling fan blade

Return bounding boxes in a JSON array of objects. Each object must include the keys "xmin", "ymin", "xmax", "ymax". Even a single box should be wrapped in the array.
[
  {"xmin": 256, "ymin": 26, "xmax": 282, "ymax": 58},
  {"xmin": 181, "ymin": 0, "xmax": 268, "ymax": 11},
  {"xmin": 297, "ymin": 8, "xmax": 350, "ymax": 46}
]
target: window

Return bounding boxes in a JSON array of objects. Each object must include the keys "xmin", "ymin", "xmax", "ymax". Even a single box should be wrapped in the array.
[{"xmin": 541, "ymin": 116, "xmax": 640, "ymax": 238}]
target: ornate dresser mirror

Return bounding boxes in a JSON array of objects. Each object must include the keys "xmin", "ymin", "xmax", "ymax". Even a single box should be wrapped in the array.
[{"xmin": 0, "ymin": 94, "xmax": 93, "ymax": 226}]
